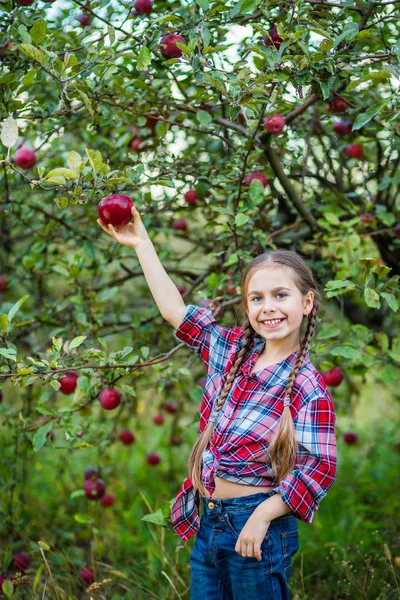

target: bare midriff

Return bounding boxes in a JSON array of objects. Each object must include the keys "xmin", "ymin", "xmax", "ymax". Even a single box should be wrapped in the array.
[{"xmin": 202, "ymin": 476, "xmax": 274, "ymax": 499}]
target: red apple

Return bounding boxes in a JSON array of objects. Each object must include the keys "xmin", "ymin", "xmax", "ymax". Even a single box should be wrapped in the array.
[
  {"xmin": 0, "ymin": 276, "xmax": 8, "ymax": 292},
  {"xmin": 159, "ymin": 34, "xmax": 186, "ymax": 58},
  {"xmin": 13, "ymin": 147, "xmax": 37, "ymax": 170},
  {"xmin": 16, "ymin": 0, "xmax": 35, "ymax": 5},
  {"xmin": 80, "ymin": 566, "xmax": 94, "ymax": 585},
  {"xmin": 264, "ymin": 114, "xmax": 286, "ymax": 135},
  {"xmin": 84, "ymin": 467, "xmax": 99, "ymax": 480},
  {"xmin": 13, "ymin": 552, "xmax": 30, "ymax": 572},
  {"xmin": 330, "ymin": 97, "xmax": 348, "ymax": 114},
  {"xmin": 99, "ymin": 388, "xmax": 121, "ymax": 410},
  {"xmin": 58, "ymin": 371, "xmax": 78, "ymax": 395},
  {"xmin": 262, "ymin": 27, "xmax": 283, "ymax": 49},
  {"xmin": 177, "ymin": 284, "xmax": 186, "ymax": 294},
  {"xmin": 395, "ymin": 223, "xmax": 400, "ymax": 239},
  {"xmin": 118, "ymin": 429, "xmax": 135, "ymax": 445},
  {"xmin": 244, "ymin": 172, "xmax": 268, "ymax": 188},
  {"xmin": 333, "ymin": 120, "xmax": 352, "ymax": 136},
  {"xmin": 133, "ymin": 0, "xmax": 152, "ymax": 14},
  {"xmin": 153, "ymin": 413, "xmax": 165, "ymax": 425},
  {"xmin": 129, "ymin": 138, "xmax": 146, "ymax": 152},
  {"xmin": 98, "ymin": 194, "xmax": 133, "ymax": 228},
  {"xmin": 147, "ymin": 452, "xmax": 161, "ymax": 465},
  {"xmin": 225, "ymin": 279, "xmax": 236, "ymax": 295},
  {"xmin": 321, "ymin": 366, "xmax": 344, "ymax": 387},
  {"xmin": 199, "ymin": 298, "xmax": 221, "ymax": 313},
  {"xmin": 77, "ymin": 14, "xmax": 92, "ymax": 27},
  {"xmin": 83, "ymin": 478, "xmax": 106, "ymax": 500},
  {"xmin": 164, "ymin": 400, "xmax": 178, "ymax": 413},
  {"xmin": 172, "ymin": 219, "xmax": 188, "ymax": 232},
  {"xmin": 100, "ymin": 493, "xmax": 115, "ymax": 507},
  {"xmin": 343, "ymin": 431, "xmax": 358, "ymax": 445},
  {"xmin": 360, "ymin": 213, "xmax": 374, "ymax": 225},
  {"xmin": 346, "ymin": 144, "xmax": 363, "ymax": 159},
  {"xmin": 164, "ymin": 379, "xmax": 174, "ymax": 390},
  {"xmin": 145, "ymin": 113, "xmax": 160, "ymax": 132},
  {"xmin": 184, "ymin": 189, "xmax": 197, "ymax": 205}
]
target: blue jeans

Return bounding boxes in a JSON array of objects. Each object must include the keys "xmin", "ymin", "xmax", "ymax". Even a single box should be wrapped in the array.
[{"xmin": 190, "ymin": 491, "xmax": 299, "ymax": 600}]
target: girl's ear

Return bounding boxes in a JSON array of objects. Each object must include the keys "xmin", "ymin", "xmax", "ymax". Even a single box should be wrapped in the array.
[{"xmin": 303, "ymin": 291, "xmax": 314, "ymax": 316}]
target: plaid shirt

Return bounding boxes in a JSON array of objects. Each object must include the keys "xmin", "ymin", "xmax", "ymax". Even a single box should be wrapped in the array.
[{"xmin": 171, "ymin": 305, "xmax": 337, "ymax": 543}]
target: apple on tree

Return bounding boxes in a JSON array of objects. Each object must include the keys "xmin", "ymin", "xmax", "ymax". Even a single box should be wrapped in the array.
[
  {"xmin": 164, "ymin": 400, "xmax": 178, "ymax": 413},
  {"xmin": 80, "ymin": 566, "xmax": 94, "ymax": 585},
  {"xmin": 329, "ymin": 96, "xmax": 348, "ymax": 113},
  {"xmin": 13, "ymin": 552, "xmax": 31, "ymax": 572},
  {"xmin": 84, "ymin": 467, "xmax": 99, "ymax": 480},
  {"xmin": 184, "ymin": 189, "xmax": 197, "ymax": 205},
  {"xmin": 83, "ymin": 477, "xmax": 106, "ymax": 500},
  {"xmin": 14, "ymin": 147, "xmax": 37, "ymax": 170},
  {"xmin": 99, "ymin": 388, "xmax": 121, "ymax": 410},
  {"xmin": 346, "ymin": 144, "xmax": 363, "ymax": 159},
  {"xmin": 147, "ymin": 452, "xmax": 161, "ymax": 466},
  {"xmin": 343, "ymin": 431, "xmax": 358, "ymax": 445},
  {"xmin": 159, "ymin": 34, "xmax": 186, "ymax": 58},
  {"xmin": 244, "ymin": 172, "xmax": 268, "ymax": 188},
  {"xmin": 264, "ymin": 114, "xmax": 286, "ymax": 135},
  {"xmin": 321, "ymin": 366, "xmax": 344, "ymax": 387},
  {"xmin": 100, "ymin": 493, "xmax": 115, "ymax": 507},
  {"xmin": 333, "ymin": 120, "xmax": 352, "ymax": 136},
  {"xmin": 172, "ymin": 219, "xmax": 188, "ymax": 232},
  {"xmin": 77, "ymin": 14, "xmax": 92, "ymax": 27},
  {"xmin": 118, "ymin": 429, "xmax": 135, "ymax": 445},
  {"xmin": 153, "ymin": 413, "xmax": 165, "ymax": 425},
  {"xmin": 262, "ymin": 27, "xmax": 283, "ymax": 49},
  {"xmin": 58, "ymin": 371, "xmax": 78, "ymax": 395},
  {"xmin": 132, "ymin": 0, "xmax": 152, "ymax": 14},
  {"xmin": 129, "ymin": 138, "xmax": 146, "ymax": 152},
  {"xmin": 16, "ymin": 0, "xmax": 35, "ymax": 5},
  {"xmin": 98, "ymin": 195, "xmax": 133, "ymax": 227},
  {"xmin": 0, "ymin": 276, "xmax": 8, "ymax": 292}
]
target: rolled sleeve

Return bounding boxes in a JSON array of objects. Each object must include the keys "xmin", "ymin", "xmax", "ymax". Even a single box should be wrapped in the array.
[
  {"xmin": 272, "ymin": 396, "xmax": 337, "ymax": 524},
  {"xmin": 174, "ymin": 304, "xmax": 222, "ymax": 370}
]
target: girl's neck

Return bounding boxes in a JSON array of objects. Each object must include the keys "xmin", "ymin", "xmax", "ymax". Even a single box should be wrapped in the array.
[{"xmin": 260, "ymin": 340, "xmax": 301, "ymax": 364}]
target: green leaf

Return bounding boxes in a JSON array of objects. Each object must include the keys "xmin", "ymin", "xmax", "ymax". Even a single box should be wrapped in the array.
[
  {"xmin": 248, "ymin": 178, "xmax": 265, "ymax": 204},
  {"xmin": 239, "ymin": 0, "xmax": 262, "ymax": 14},
  {"xmin": 44, "ymin": 176, "xmax": 66, "ymax": 186},
  {"xmin": 141, "ymin": 346, "xmax": 149, "ymax": 359},
  {"xmin": 2, "ymin": 579, "xmax": 14, "ymax": 599},
  {"xmin": 19, "ymin": 43, "xmax": 44, "ymax": 64},
  {"xmin": 352, "ymin": 100, "xmax": 388, "ymax": 131},
  {"xmin": 380, "ymin": 292, "xmax": 398, "ymax": 312},
  {"xmin": 32, "ymin": 422, "xmax": 53, "ymax": 452},
  {"xmin": 364, "ymin": 288, "xmax": 380, "ymax": 309},
  {"xmin": 1, "ymin": 115, "xmax": 19, "ymax": 148},
  {"xmin": 320, "ymin": 38, "xmax": 333, "ymax": 52},
  {"xmin": 8, "ymin": 295, "xmax": 29, "ymax": 323},
  {"xmin": 330, "ymin": 346, "xmax": 362, "ymax": 360},
  {"xmin": 196, "ymin": 110, "xmax": 212, "ymax": 126},
  {"xmin": 380, "ymin": 364, "xmax": 398, "ymax": 385},
  {"xmin": 44, "ymin": 168, "xmax": 78, "ymax": 181},
  {"xmin": 0, "ymin": 314, "xmax": 8, "ymax": 333},
  {"xmin": 318, "ymin": 326, "xmax": 341, "ymax": 340},
  {"xmin": 325, "ymin": 280, "xmax": 357, "ymax": 297},
  {"xmin": 30, "ymin": 19, "xmax": 47, "ymax": 45},
  {"xmin": 195, "ymin": 0, "xmax": 209, "ymax": 10},
  {"xmin": 0, "ymin": 348, "xmax": 17, "ymax": 362},
  {"xmin": 69, "ymin": 336, "xmax": 87, "ymax": 349},
  {"xmin": 142, "ymin": 507, "xmax": 169, "ymax": 526},
  {"xmin": 37, "ymin": 540, "xmax": 51, "ymax": 551},
  {"xmin": 137, "ymin": 45, "xmax": 151, "ymax": 70},
  {"xmin": 74, "ymin": 513, "xmax": 94, "ymax": 524},
  {"xmin": 67, "ymin": 151, "xmax": 82, "ymax": 171},
  {"xmin": 235, "ymin": 213, "xmax": 250, "ymax": 227},
  {"xmin": 333, "ymin": 21, "xmax": 358, "ymax": 48}
]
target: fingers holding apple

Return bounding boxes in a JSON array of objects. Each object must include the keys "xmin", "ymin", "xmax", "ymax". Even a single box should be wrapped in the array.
[{"xmin": 97, "ymin": 198, "xmax": 150, "ymax": 249}]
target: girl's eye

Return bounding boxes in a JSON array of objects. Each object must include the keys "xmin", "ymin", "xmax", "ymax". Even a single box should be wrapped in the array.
[{"xmin": 251, "ymin": 293, "xmax": 287, "ymax": 301}]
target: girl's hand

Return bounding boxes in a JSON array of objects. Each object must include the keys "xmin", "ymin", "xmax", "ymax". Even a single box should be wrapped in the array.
[
  {"xmin": 235, "ymin": 509, "xmax": 271, "ymax": 561},
  {"xmin": 97, "ymin": 205, "xmax": 150, "ymax": 250}
]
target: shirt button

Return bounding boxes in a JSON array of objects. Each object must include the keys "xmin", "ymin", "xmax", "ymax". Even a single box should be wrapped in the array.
[{"xmin": 208, "ymin": 502, "xmax": 215, "ymax": 509}]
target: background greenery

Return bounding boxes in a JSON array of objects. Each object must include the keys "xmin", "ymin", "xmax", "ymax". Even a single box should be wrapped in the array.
[{"xmin": 0, "ymin": 0, "xmax": 399, "ymax": 597}]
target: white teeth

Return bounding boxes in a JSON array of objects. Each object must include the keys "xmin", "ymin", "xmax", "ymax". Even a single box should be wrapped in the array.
[{"xmin": 262, "ymin": 318, "xmax": 283, "ymax": 325}]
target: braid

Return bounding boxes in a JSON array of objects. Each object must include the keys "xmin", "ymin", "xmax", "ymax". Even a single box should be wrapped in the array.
[
  {"xmin": 188, "ymin": 321, "xmax": 255, "ymax": 497},
  {"xmin": 265, "ymin": 298, "xmax": 319, "ymax": 485}
]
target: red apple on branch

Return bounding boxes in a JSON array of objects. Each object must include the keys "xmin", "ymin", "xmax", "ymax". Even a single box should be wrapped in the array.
[
  {"xmin": 13, "ymin": 552, "xmax": 31, "ymax": 572},
  {"xmin": 119, "ymin": 429, "xmax": 135, "ymax": 445},
  {"xmin": 83, "ymin": 477, "xmax": 106, "ymax": 500},
  {"xmin": 98, "ymin": 195, "xmax": 133, "ymax": 227},
  {"xmin": 264, "ymin": 114, "xmax": 286, "ymax": 135},
  {"xmin": 330, "ymin": 97, "xmax": 348, "ymax": 113},
  {"xmin": 0, "ymin": 276, "xmax": 8, "ymax": 292},
  {"xmin": 77, "ymin": 14, "xmax": 92, "ymax": 27},
  {"xmin": 16, "ymin": 0, "xmax": 35, "ymax": 5},
  {"xmin": 172, "ymin": 219, "xmax": 188, "ymax": 232},
  {"xmin": 244, "ymin": 172, "xmax": 268, "ymax": 188},
  {"xmin": 321, "ymin": 366, "xmax": 344, "ymax": 387},
  {"xmin": 346, "ymin": 144, "xmax": 363, "ymax": 159},
  {"xmin": 343, "ymin": 431, "xmax": 358, "ymax": 445},
  {"xmin": 133, "ymin": 0, "xmax": 152, "ymax": 14},
  {"xmin": 130, "ymin": 138, "xmax": 146, "ymax": 152},
  {"xmin": 14, "ymin": 147, "xmax": 37, "ymax": 170},
  {"xmin": 80, "ymin": 566, "xmax": 94, "ymax": 585},
  {"xmin": 58, "ymin": 371, "xmax": 78, "ymax": 395},
  {"xmin": 164, "ymin": 400, "xmax": 178, "ymax": 413},
  {"xmin": 159, "ymin": 34, "xmax": 186, "ymax": 58},
  {"xmin": 147, "ymin": 452, "xmax": 161, "ymax": 465},
  {"xmin": 153, "ymin": 413, "xmax": 165, "ymax": 425},
  {"xmin": 100, "ymin": 493, "xmax": 115, "ymax": 507},
  {"xmin": 184, "ymin": 189, "xmax": 197, "ymax": 205},
  {"xmin": 99, "ymin": 388, "xmax": 121, "ymax": 410},
  {"xmin": 84, "ymin": 467, "xmax": 99, "ymax": 480},
  {"xmin": 333, "ymin": 120, "xmax": 352, "ymax": 136},
  {"xmin": 262, "ymin": 27, "xmax": 283, "ymax": 49}
]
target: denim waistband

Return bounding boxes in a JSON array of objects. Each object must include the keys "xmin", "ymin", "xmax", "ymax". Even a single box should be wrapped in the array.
[{"xmin": 200, "ymin": 490, "xmax": 277, "ymax": 514}]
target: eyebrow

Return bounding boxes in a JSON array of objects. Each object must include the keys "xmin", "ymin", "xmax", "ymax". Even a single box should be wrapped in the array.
[{"xmin": 247, "ymin": 287, "xmax": 291, "ymax": 296}]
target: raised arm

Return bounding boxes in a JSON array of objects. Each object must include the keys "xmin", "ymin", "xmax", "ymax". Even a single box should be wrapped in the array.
[{"xmin": 97, "ymin": 205, "xmax": 186, "ymax": 329}]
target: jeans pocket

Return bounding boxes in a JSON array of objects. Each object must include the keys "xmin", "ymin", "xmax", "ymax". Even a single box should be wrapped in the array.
[{"xmin": 281, "ymin": 530, "xmax": 299, "ymax": 581}]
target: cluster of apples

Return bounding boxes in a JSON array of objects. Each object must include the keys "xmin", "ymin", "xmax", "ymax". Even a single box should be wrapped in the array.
[
  {"xmin": 58, "ymin": 371, "xmax": 122, "ymax": 409},
  {"xmin": 330, "ymin": 96, "xmax": 364, "ymax": 159},
  {"xmin": 129, "ymin": 113, "xmax": 160, "ymax": 153},
  {"xmin": 83, "ymin": 467, "xmax": 115, "ymax": 506}
]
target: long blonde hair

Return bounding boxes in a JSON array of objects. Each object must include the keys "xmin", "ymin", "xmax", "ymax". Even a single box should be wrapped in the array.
[{"xmin": 188, "ymin": 250, "xmax": 321, "ymax": 497}]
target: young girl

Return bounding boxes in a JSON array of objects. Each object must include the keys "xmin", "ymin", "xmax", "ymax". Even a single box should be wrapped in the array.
[{"xmin": 98, "ymin": 206, "xmax": 337, "ymax": 600}]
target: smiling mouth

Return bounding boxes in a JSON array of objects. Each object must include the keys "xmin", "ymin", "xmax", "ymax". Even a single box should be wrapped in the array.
[{"xmin": 259, "ymin": 318, "xmax": 285, "ymax": 328}]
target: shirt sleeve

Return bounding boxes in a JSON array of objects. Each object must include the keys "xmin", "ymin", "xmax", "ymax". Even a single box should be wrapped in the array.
[
  {"xmin": 271, "ymin": 396, "xmax": 337, "ymax": 524},
  {"xmin": 174, "ymin": 304, "xmax": 234, "ymax": 372}
]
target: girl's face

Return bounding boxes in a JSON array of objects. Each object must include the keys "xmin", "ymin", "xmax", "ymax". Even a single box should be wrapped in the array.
[{"xmin": 245, "ymin": 265, "xmax": 314, "ymax": 349}]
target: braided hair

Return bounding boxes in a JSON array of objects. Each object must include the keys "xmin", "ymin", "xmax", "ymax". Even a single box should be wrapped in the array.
[{"xmin": 188, "ymin": 250, "xmax": 321, "ymax": 497}]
